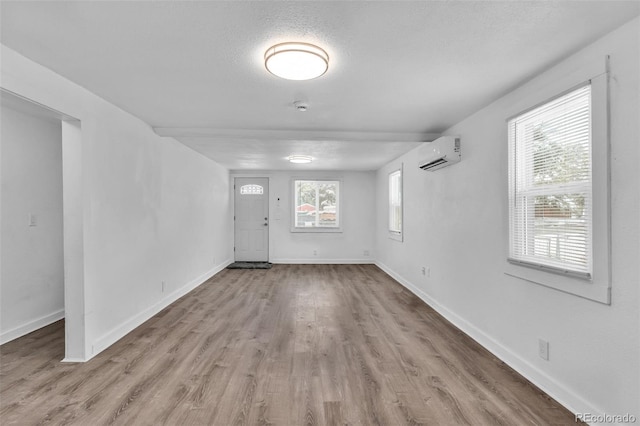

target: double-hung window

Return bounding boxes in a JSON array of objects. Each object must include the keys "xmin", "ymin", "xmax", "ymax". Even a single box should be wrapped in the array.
[
  {"xmin": 292, "ymin": 180, "xmax": 341, "ymax": 232},
  {"xmin": 506, "ymin": 59, "xmax": 610, "ymax": 304},
  {"xmin": 389, "ymin": 169, "xmax": 402, "ymax": 240},
  {"xmin": 508, "ymin": 85, "xmax": 592, "ymax": 277}
]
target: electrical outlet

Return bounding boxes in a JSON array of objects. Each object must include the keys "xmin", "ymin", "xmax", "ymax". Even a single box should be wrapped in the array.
[
  {"xmin": 313, "ymin": 249, "xmax": 318, "ymax": 256},
  {"xmin": 28, "ymin": 213, "xmax": 37, "ymax": 227},
  {"xmin": 538, "ymin": 339, "xmax": 549, "ymax": 360},
  {"xmin": 363, "ymin": 250, "xmax": 370, "ymax": 257},
  {"xmin": 421, "ymin": 267, "xmax": 426, "ymax": 275},
  {"xmin": 161, "ymin": 281, "xmax": 165, "ymax": 293}
]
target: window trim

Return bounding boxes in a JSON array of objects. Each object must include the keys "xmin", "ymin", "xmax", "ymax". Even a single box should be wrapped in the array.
[
  {"xmin": 504, "ymin": 56, "xmax": 611, "ymax": 304},
  {"xmin": 290, "ymin": 178, "xmax": 343, "ymax": 233},
  {"xmin": 388, "ymin": 166, "xmax": 403, "ymax": 241}
]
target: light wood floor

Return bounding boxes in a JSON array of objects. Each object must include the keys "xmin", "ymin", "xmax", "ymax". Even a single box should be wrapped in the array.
[{"xmin": 1, "ymin": 264, "xmax": 579, "ymax": 425}]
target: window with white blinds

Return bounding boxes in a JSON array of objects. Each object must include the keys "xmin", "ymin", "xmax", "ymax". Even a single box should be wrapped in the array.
[
  {"xmin": 508, "ymin": 84, "xmax": 592, "ymax": 278},
  {"xmin": 389, "ymin": 169, "xmax": 402, "ymax": 235}
]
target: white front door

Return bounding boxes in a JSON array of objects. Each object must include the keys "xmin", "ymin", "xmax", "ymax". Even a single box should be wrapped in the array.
[{"xmin": 234, "ymin": 177, "xmax": 269, "ymax": 262}]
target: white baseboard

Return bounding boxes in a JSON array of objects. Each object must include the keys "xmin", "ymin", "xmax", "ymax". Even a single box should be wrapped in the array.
[
  {"xmin": 375, "ymin": 260, "xmax": 600, "ymax": 422},
  {"xmin": 0, "ymin": 309, "xmax": 65, "ymax": 345},
  {"xmin": 90, "ymin": 259, "xmax": 233, "ymax": 360},
  {"xmin": 61, "ymin": 357, "xmax": 85, "ymax": 363},
  {"xmin": 270, "ymin": 258, "xmax": 375, "ymax": 264}
]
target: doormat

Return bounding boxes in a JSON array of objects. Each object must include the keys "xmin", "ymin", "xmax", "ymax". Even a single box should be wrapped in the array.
[{"xmin": 227, "ymin": 262, "xmax": 273, "ymax": 270}]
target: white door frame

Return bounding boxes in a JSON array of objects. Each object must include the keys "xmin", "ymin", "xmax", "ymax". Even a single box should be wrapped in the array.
[{"xmin": 0, "ymin": 89, "xmax": 86, "ymax": 361}]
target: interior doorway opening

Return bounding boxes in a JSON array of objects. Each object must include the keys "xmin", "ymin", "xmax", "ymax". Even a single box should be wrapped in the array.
[{"xmin": 0, "ymin": 90, "xmax": 85, "ymax": 361}]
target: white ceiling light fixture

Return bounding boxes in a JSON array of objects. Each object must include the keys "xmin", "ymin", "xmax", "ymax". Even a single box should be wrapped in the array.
[
  {"xmin": 288, "ymin": 155, "xmax": 313, "ymax": 164},
  {"xmin": 265, "ymin": 42, "xmax": 329, "ymax": 81}
]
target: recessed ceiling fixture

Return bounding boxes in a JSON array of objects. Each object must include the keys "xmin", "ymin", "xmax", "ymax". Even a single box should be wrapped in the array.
[
  {"xmin": 265, "ymin": 42, "xmax": 329, "ymax": 81},
  {"xmin": 288, "ymin": 155, "xmax": 313, "ymax": 164}
]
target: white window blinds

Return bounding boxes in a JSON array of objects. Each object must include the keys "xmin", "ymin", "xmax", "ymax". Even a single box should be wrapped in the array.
[
  {"xmin": 508, "ymin": 84, "xmax": 592, "ymax": 277},
  {"xmin": 389, "ymin": 170, "xmax": 402, "ymax": 233}
]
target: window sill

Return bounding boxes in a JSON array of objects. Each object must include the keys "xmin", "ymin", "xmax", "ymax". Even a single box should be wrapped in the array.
[
  {"xmin": 291, "ymin": 227, "xmax": 343, "ymax": 233},
  {"xmin": 389, "ymin": 232, "xmax": 403, "ymax": 242},
  {"xmin": 504, "ymin": 260, "xmax": 610, "ymax": 304}
]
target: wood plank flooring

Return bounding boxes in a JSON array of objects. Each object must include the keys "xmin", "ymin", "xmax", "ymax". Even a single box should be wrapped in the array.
[{"xmin": 1, "ymin": 264, "xmax": 580, "ymax": 425}]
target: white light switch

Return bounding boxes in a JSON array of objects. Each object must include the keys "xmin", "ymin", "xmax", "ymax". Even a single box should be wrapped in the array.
[{"xmin": 28, "ymin": 213, "xmax": 37, "ymax": 227}]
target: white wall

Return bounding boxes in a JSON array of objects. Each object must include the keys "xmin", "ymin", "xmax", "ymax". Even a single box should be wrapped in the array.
[
  {"xmin": 231, "ymin": 170, "xmax": 376, "ymax": 263},
  {"xmin": 376, "ymin": 18, "xmax": 639, "ymax": 420},
  {"xmin": 1, "ymin": 45, "xmax": 234, "ymax": 359},
  {"xmin": 0, "ymin": 103, "xmax": 64, "ymax": 343}
]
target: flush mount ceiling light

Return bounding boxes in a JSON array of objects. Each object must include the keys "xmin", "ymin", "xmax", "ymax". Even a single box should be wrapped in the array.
[
  {"xmin": 288, "ymin": 155, "xmax": 313, "ymax": 164},
  {"xmin": 265, "ymin": 42, "xmax": 329, "ymax": 80}
]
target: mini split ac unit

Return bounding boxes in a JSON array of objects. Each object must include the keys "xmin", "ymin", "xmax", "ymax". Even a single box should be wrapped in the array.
[{"xmin": 418, "ymin": 136, "xmax": 461, "ymax": 171}]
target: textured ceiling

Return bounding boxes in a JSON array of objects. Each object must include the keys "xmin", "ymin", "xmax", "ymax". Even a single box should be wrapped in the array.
[{"xmin": 1, "ymin": 1, "xmax": 638, "ymax": 170}]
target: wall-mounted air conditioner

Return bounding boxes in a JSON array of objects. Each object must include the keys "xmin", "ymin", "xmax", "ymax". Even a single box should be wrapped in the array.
[{"xmin": 418, "ymin": 136, "xmax": 461, "ymax": 171}]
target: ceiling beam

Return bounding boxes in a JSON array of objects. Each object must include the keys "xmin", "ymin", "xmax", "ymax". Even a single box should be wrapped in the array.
[{"xmin": 153, "ymin": 127, "xmax": 441, "ymax": 143}]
